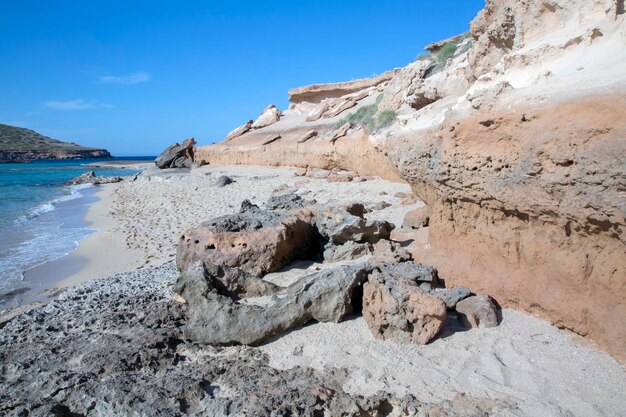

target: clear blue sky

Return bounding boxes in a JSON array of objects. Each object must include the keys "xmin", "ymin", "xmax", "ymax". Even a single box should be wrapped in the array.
[{"xmin": 0, "ymin": 1, "xmax": 484, "ymax": 156}]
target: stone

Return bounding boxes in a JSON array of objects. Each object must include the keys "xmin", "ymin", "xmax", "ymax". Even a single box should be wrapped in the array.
[
  {"xmin": 315, "ymin": 206, "xmax": 394, "ymax": 246},
  {"xmin": 297, "ymin": 129, "xmax": 318, "ymax": 143},
  {"xmin": 175, "ymin": 261, "xmax": 369, "ymax": 345},
  {"xmin": 154, "ymin": 137, "xmax": 196, "ymax": 169},
  {"xmin": 214, "ymin": 175, "xmax": 234, "ymax": 187},
  {"xmin": 375, "ymin": 261, "xmax": 439, "ymax": 290},
  {"xmin": 265, "ymin": 191, "xmax": 312, "ymax": 211},
  {"xmin": 369, "ymin": 240, "xmax": 412, "ymax": 266},
  {"xmin": 403, "ymin": 206, "xmax": 431, "ymax": 229},
  {"xmin": 323, "ymin": 241, "xmax": 373, "ymax": 263},
  {"xmin": 176, "ymin": 202, "xmax": 316, "ymax": 277},
  {"xmin": 330, "ymin": 122, "xmax": 351, "ymax": 144},
  {"xmin": 362, "ymin": 264, "xmax": 447, "ymax": 345},
  {"xmin": 226, "ymin": 120, "xmax": 253, "ymax": 141},
  {"xmin": 1, "ymin": 262, "xmax": 515, "ymax": 416},
  {"xmin": 65, "ymin": 171, "xmax": 123, "ymax": 185},
  {"xmin": 430, "ymin": 287, "xmax": 472, "ymax": 309},
  {"xmin": 306, "ymin": 167, "xmax": 331, "ymax": 179},
  {"xmin": 455, "ymin": 295, "xmax": 499, "ymax": 328},
  {"xmin": 305, "ymin": 101, "xmax": 330, "ymax": 121},
  {"xmin": 262, "ymin": 134, "xmax": 281, "ymax": 145},
  {"xmin": 341, "ymin": 202, "xmax": 366, "ymax": 218},
  {"xmin": 252, "ymin": 104, "xmax": 281, "ymax": 129}
]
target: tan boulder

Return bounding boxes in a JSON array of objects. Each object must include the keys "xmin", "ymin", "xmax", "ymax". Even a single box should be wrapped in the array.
[
  {"xmin": 455, "ymin": 295, "xmax": 499, "ymax": 329},
  {"xmin": 402, "ymin": 206, "xmax": 431, "ymax": 229},
  {"xmin": 226, "ymin": 120, "xmax": 253, "ymax": 141},
  {"xmin": 176, "ymin": 202, "xmax": 315, "ymax": 277},
  {"xmin": 252, "ymin": 104, "xmax": 281, "ymax": 129}
]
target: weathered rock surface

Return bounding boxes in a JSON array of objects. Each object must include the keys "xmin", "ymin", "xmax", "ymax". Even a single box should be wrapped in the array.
[
  {"xmin": 191, "ymin": 0, "xmax": 626, "ymax": 360},
  {"xmin": 402, "ymin": 205, "xmax": 431, "ymax": 229},
  {"xmin": 252, "ymin": 104, "xmax": 281, "ymax": 129},
  {"xmin": 316, "ymin": 206, "xmax": 394, "ymax": 246},
  {"xmin": 155, "ymin": 138, "xmax": 196, "ymax": 169},
  {"xmin": 175, "ymin": 261, "xmax": 369, "ymax": 345},
  {"xmin": 456, "ymin": 295, "xmax": 499, "ymax": 329},
  {"xmin": 225, "ymin": 120, "xmax": 253, "ymax": 141},
  {"xmin": 288, "ymin": 69, "xmax": 399, "ymax": 103},
  {"xmin": 431, "ymin": 287, "xmax": 472, "ymax": 310},
  {"xmin": 0, "ymin": 263, "xmax": 511, "ymax": 416},
  {"xmin": 65, "ymin": 170, "xmax": 123, "ymax": 185},
  {"xmin": 176, "ymin": 201, "xmax": 315, "ymax": 277},
  {"xmin": 363, "ymin": 262, "xmax": 447, "ymax": 344}
]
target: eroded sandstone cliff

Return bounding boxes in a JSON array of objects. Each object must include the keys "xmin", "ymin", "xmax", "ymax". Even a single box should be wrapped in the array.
[{"xmin": 196, "ymin": 0, "xmax": 626, "ymax": 359}]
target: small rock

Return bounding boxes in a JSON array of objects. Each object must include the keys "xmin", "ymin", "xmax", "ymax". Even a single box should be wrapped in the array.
[
  {"xmin": 215, "ymin": 175, "xmax": 234, "ymax": 187},
  {"xmin": 403, "ymin": 206, "xmax": 431, "ymax": 229},
  {"xmin": 430, "ymin": 287, "xmax": 471, "ymax": 309},
  {"xmin": 455, "ymin": 295, "xmax": 499, "ymax": 328}
]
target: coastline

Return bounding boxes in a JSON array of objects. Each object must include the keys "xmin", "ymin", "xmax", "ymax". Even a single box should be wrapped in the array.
[{"xmin": 36, "ymin": 183, "xmax": 145, "ymax": 294}]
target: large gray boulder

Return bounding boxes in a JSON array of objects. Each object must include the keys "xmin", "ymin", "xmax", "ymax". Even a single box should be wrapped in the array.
[
  {"xmin": 154, "ymin": 137, "xmax": 196, "ymax": 169},
  {"xmin": 174, "ymin": 261, "xmax": 369, "ymax": 345}
]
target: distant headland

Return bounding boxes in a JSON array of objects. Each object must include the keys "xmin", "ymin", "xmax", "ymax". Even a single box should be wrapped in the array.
[{"xmin": 0, "ymin": 123, "xmax": 111, "ymax": 162}]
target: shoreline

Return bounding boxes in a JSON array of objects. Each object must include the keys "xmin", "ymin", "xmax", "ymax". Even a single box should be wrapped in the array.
[{"xmin": 36, "ymin": 183, "xmax": 145, "ymax": 294}]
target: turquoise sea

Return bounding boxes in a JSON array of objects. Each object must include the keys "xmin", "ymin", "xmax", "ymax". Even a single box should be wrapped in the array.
[{"xmin": 0, "ymin": 157, "xmax": 152, "ymax": 306}]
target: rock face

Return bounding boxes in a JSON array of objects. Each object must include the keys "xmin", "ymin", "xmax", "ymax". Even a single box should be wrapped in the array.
[
  {"xmin": 176, "ymin": 201, "xmax": 315, "ymax": 277},
  {"xmin": 155, "ymin": 138, "xmax": 196, "ymax": 169},
  {"xmin": 65, "ymin": 171, "xmax": 123, "ymax": 185},
  {"xmin": 456, "ymin": 295, "xmax": 499, "ymax": 329},
  {"xmin": 363, "ymin": 262, "xmax": 447, "ymax": 345},
  {"xmin": 175, "ymin": 261, "xmax": 368, "ymax": 345},
  {"xmin": 191, "ymin": 0, "xmax": 626, "ymax": 360}
]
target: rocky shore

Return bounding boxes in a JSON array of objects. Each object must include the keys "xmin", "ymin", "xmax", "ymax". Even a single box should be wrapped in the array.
[{"xmin": 2, "ymin": 165, "xmax": 625, "ymax": 416}]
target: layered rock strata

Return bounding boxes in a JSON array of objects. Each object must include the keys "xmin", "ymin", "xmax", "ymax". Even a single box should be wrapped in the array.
[{"xmin": 194, "ymin": 0, "xmax": 626, "ymax": 359}]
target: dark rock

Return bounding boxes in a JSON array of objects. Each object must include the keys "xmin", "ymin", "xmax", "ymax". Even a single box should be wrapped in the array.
[
  {"xmin": 214, "ymin": 175, "xmax": 234, "ymax": 187},
  {"xmin": 265, "ymin": 190, "xmax": 313, "ymax": 211},
  {"xmin": 175, "ymin": 261, "xmax": 369, "ymax": 345},
  {"xmin": 65, "ymin": 171, "xmax": 123, "ymax": 185},
  {"xmin": 154, "ymin": 137, "xmax": 196, "ymax": 169},
  {"xmin": 375, "ymin": 262, "xmax": 439, "ymax": 290},
  {"xmin": 456, "ymin": 295, "xmax": 499, "ymax": 328},
  {"xmin": 431, "ymin": 287, "xmax": 472, "ymax": 309},
  {"xmin": 0, "ymin": 262, "xmax": 515, "ymax": 416}
]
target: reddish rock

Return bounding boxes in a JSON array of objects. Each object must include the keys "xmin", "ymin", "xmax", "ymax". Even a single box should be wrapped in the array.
[
  {"xmin": 363, "ymin": 265, "xmax": 447, "ymax": 345},
  {"xmin": 455, "ymin": 295, "xmax": 499, "ymax": 329},
  {"xmin": 176, "ymin": 204, "xmax": 315, "ymax": 277}
]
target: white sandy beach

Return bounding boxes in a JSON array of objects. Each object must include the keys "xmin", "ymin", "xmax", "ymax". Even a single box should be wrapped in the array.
[{"xmin": 22, "ymin": 163, "xmax": 624, "ymax": 416}]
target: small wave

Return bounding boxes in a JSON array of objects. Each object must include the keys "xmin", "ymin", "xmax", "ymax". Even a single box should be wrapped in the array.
[{"xmin": 15, "ymin": 183, "xmax": 93, "ymax": 225}]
